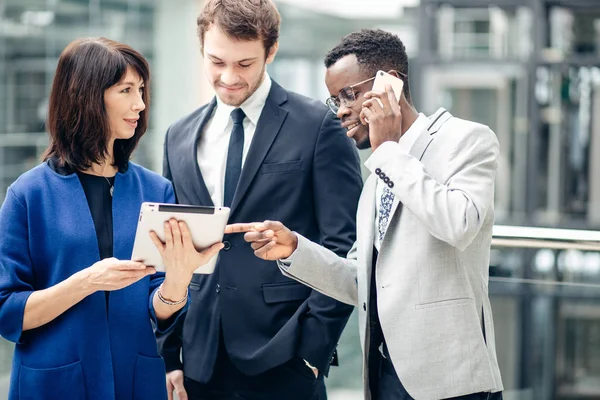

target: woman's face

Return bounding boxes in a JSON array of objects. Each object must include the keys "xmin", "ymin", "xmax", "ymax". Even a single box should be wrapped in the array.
[{"xmin": 104, "ymin": 66, "xmax": 146, "ymax": 141}]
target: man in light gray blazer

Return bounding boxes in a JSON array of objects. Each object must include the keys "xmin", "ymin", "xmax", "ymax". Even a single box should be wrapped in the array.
[{"xmin": 227, "ymin": 29, "xmax": 504, "ymax": 400}]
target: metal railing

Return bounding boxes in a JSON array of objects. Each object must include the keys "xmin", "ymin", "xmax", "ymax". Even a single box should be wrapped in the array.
[
  {"xmin": 492, "ymin": 225, "xmax": 600, "ymax": 251},
  {"xmin": 491, "ymin": 225, "xmax": 600, "ymax": 289},
  {"xmin": 488, "ymin": 225, "xmax": 600, "ymax": 400}
]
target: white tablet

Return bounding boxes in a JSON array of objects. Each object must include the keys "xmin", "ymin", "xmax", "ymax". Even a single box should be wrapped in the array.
[{"xmin": 131, "ymin": 202, "xmax": 230, "ymax": 274}]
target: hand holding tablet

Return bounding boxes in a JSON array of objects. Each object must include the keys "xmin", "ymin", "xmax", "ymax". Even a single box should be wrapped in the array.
[
  {"xmin": 149, "ymin": 219, "xmax": 224, "ymax": 280},
  {"xmin": 131, "ymin": 203, "xmax": 230, "ymax": 274}
]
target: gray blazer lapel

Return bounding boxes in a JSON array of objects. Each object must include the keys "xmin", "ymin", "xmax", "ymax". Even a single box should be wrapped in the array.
[
  {"xmin": 426, "ymin": 107, "xmax": 453, "ymax": 134},
  {"xmin": 409, "ymin": 130, "xmax": 434, "ymax": 161},
  {"xmin": 408, "ymin": 108, "xmax": 452, "ymax": 160},
  {"xmin": 381, "ymin": 109, "xmax": 453, "ymax": 250},
  {"xmin": 360, "ymin": 175, "xmax": 377, "ymax": 277},
  {"xmin": 188, "ymin": 98, "xmax": 217, "ymax": 206},
  {"xmin": 229, "ymin": 82, "xmax": 289, "ymax": 216},
  {"xmin": 353, "ymin": 174, "xmax": 377, "ymax": 303}
]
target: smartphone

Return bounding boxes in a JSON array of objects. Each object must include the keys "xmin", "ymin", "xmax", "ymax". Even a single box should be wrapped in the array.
[{"xmin": 372, "ymin": 70, "xmax": 404, "ymax": 102}]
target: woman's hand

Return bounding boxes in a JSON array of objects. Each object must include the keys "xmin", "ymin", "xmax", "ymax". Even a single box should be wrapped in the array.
[
  {"xmin": 150, "ymin": 219, "xmax": 224, "ymax": 286},
  {"xmin": 21, "ymin": 258, "xmax": 153, "ymax": 332},
  {"xmin": 82, "ymin": 258, "xmax": 155, "ymax": 292}
]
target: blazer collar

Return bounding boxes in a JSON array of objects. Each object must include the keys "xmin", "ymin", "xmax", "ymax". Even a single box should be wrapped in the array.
[
  {"xmin": 228, "ymin": 81, "xmax": 289, "ymax": 217},
  {"xmin": 409, "ymin": 108, "xmax": 452, "ymax": 161},
  {"xmin": 360, "ymin": 174, "xmax": 378, "ymax": 275}
]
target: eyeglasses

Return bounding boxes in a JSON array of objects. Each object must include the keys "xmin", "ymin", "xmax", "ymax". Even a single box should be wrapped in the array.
[
  {"xmin": 325, "ymin": 76, "xmax": 376, "ymax": 115},
  {"xmin": 325, "ymin": 71, "xmax": 407, "ymax": 115}
]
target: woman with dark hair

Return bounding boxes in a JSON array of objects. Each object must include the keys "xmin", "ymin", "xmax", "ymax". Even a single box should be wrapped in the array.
[{"xmin": 0, "ymin": 37, "xmax": 222, "ymax": 400}]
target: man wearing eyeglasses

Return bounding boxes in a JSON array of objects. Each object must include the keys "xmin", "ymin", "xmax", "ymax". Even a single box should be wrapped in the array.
[{"xmin": 228, "ymin": 29, "xmax": 504, "ymax": 400}]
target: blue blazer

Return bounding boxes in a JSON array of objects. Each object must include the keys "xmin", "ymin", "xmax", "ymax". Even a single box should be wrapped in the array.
[
  {"xmin": 0, "ymin": 162, "xmax": 181, "ymax": 400},
  {"xmin": 159, "ymin": 80, "xmax": 363, "ymax": 381}
]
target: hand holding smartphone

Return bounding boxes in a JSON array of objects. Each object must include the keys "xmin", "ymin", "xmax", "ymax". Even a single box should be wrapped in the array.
[
  {"xmin": 372, "ymin": 70, "xmax": 404, "ymax": 104},
  {"xmin": 361, "ymin": 71, "xmax": 405, "ymax": 149},
  {"xmin": 362, "ymin": 70, "xmax": 404, "ymax": 124}
]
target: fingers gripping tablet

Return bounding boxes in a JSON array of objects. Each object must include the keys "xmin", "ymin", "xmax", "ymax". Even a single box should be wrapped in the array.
[{"xmin": 131, "ymin": 203, "xmax": 230, "ymax": 274}]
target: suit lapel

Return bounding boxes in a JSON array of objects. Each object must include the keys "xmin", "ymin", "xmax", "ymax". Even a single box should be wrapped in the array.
[
  {"xmin": 409, "ymin": 130, "xmax": 434, "ymax": 161},
  {"xmin": 381, "ymin": 108, "xmax": 453, "ymax": 250},
  {"xmin": 408, "ymin": 108, "xmax": 451, "ymax": 160},
  {"xmin": 229, "ymin": 82, "xmax": 289, "ymax": 216},
  {"xmin": 360, "ymin": 175, "xmax": 377, "ymax": 278},
  {"xmin": 188, "ymin": 98, "xmax": 217, "ymax": 206}
]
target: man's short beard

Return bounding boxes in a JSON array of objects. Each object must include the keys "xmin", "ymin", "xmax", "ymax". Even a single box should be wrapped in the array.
[
  {"xmin": 223, "ymin": 65, "xmax": 266, "ymax": 107},
  {"xmin": 356, "ymin": 134, "xmax": 372, "ymax": 150}
]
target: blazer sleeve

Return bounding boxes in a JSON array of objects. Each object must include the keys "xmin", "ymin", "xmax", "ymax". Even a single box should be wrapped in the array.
[
  {"xmin": 279, "ymin": 235, "xmax": 359, "ymax": 306},
  {"xmin": 365, "ymin": 123, "xmax": 499, "ymax": 251},
  {"xmin": 295, "ymin": 110, "xmax": 363, "ymax": 373},
  {"xmin": 0, "ymin": 188, "xmax": 35, "ymax": 343}
]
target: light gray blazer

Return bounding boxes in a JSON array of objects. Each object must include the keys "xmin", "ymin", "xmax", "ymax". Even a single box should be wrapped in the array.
[{"xmin": 280, "ymin": 109, "xmax": 504, "ymax": 399}]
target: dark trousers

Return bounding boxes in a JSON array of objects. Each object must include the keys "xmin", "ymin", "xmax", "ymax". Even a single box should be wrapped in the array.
[
  {"xmin": 369, "ymin": 345, "xmax": 503, "ymax": 400},
  {"xmin": 184, "ymin": 332, "xmax": 323, "ymax": 400}
]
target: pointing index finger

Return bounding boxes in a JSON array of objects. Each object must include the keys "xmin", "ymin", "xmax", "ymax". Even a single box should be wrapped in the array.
[{"xmin": 225, "ymin": 223, "xmax": 260, "ymax": 234}]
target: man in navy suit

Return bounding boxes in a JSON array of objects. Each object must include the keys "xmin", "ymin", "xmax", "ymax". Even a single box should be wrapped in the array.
[{"xmin": 157, "ymin": 1, "xmax": 363, "ymax": 399}]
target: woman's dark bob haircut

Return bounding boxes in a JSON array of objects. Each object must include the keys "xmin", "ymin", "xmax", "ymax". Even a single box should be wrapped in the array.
[{"xmin": 43, "ymin": 37, "xmax": 150, "ymax": 171}]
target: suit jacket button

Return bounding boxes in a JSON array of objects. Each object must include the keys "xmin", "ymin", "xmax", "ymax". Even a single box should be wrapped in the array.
[
  {"xmin": 223, "ymin": 241, "xmax": 231, "ymax": 251},
  {"xmin": 216, "ymin": 284, "xmax": 221, "ymax": 293},
  {"xmin": 363, "ymin": 302, "xmax": 366, "ymax": 311},
  {"xmin": 375, "ymin": 168, "xmax": 381, "ymax": 174},
  {"xmin": 383, "ymin": 176, "xmax": 390, "ymax": 184},
  {"xmin": 388, "ymin": 181, "xmax": 394, "ymax": 188}
]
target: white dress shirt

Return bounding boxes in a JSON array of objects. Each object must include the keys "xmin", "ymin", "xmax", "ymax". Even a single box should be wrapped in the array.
[
  {"xmin": 197, "ymin": 73, "xmax": 272, "ymax": 206},
  {"xmin": 365, "ymin": 113, "xmax": 429, "ymax": 250}
]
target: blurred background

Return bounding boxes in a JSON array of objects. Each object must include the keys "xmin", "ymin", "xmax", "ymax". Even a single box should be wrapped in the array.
[{"xmin": 2, "ymin": 0, "xmax": 600, "ymax": 398}]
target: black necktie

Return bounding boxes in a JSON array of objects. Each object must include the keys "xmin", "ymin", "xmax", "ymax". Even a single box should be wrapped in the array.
[{"xmin": 224, "ymin": 108, "xmax": 245, "ymax": 207}]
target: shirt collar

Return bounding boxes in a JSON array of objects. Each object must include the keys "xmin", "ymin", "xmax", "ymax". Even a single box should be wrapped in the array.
[
  {"xmin": 214, "ymin": 72, "xmax": 272, "ymax": 127},
  {"xmin": 398, "ymin": 112, "xmax": 428, "ymax": 152}
]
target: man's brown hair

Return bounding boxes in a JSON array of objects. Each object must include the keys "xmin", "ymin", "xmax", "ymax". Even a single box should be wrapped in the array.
[
  {"xmin": 44, "ymin": 37, "xmax": 150, "ymax": 171},
  {"xmin": 197, "ymin": 0, "xmax": 281, "ymax": 56}
]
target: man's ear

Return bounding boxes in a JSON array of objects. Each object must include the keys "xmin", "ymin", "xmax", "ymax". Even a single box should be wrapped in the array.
[
  {"xmin": 387, "ymin": 70, "xmax": 402, "ymax": 80},
  {"xmin": 266, "ymin": 42, "xmax": 279, "ymax": 64}
]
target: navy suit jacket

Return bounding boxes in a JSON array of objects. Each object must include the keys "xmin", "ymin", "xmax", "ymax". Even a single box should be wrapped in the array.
[{"xmin": 158, "ymin": 80, "xmax": 363, "ymax": 382}]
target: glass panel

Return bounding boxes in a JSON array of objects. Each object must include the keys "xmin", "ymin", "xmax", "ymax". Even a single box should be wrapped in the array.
[
  {"xmin": 0, "ymin": 0, "xmax": 157, "ymax": 198},
  {"xmin": 550, "ymin": 8, "xmax": 600, "ymax": 57},
  {"xmin": 437, "ymin": 7, "xmax": 533, "ymax": 60},
  {"xmin": 490, "ymin": 246, "xmax": 600, "ymax": 399},
  {"xmin": 533, "ymin": 66, "xmax": 600, "ymax": 225}
]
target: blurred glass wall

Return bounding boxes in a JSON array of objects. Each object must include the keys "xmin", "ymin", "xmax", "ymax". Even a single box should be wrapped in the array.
[{"xmin": 0, "ymin": 0, "xmax": 158, "ymax": 194}]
